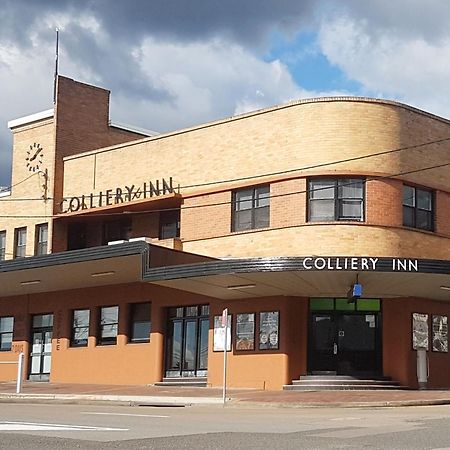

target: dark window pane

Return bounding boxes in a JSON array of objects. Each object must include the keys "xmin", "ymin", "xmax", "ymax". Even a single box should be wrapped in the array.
[
  {"xmin": 234, "ymin": 209, "xmax": 252, "ymax": 230},
  {"xmin": 33, "ymin": 314, "xmax": 53, "ymax": 328},
  {"xmin": 310, "ymin": 180, "xmax": 334, "ymax": 199},
  {"xmin": 416, "ymin": 209, "xmax": 433, "ymax": 231},
  {"xmin": 233, "ymin": 185, "xmax": 270, "ymax": 231},
  {"xmin": 403, "ymin": 185, "xmax": 415, "ymax": 207},
  {"xmin": 160, "ymin": 209, "xmax": 180, "ymax": 239},
  {"xmin": 338, "ymin": 179, "xmax": 363, "ymax": 199},
  {"xmin": 417, "ymin": 189, "xmax": 432, "ymax": 211},
  {"xmin": 338, "ymin": 199, "xmax": 363, "ymax": 220},
  {"xmin": 131, "ymin": 303, "xmax": 151, "ymax": 321},
  {"xmin": 235, "ymin": 189, "xmax": 253, "ymax": 210},
  {"xmin": 0, "ymin": 317, "xmax": 13, "ymax": 333},
  {"xmin": 254, "ymin": 206, "xmax": 269, "ymax": 228},
  {"xmin": 309, "ymin": 199, "xmax": 335, "ymax": 221},
  {"xmin": 403, "ymin": 206, "xmax": 415, "ymax": 227},
  {"xmin": 131, "ymin": 322, "xmax": 150, "ymax": 342},
  {"xmin": 0, "ymin": 333, "xmax": 12, "ymax": 351},
  {"xmin": 73, "ymin": 310, "xmax": 90, "ymax": 327}
]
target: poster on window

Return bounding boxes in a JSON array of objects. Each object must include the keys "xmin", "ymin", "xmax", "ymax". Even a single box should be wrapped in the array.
[
  {"xmin": 213, "ymin": 315, "xmax": 232, "ymax": 352},
  {"xmin": 236, "ymin": 313, "xmax": 255, "ymax": 351},
  {"xmin": 259, "ymin": 311, "xmax": 279, "ymax": 350},
  {"xmin": 432, "ymin": 315, "xmax": 448, "ymax": 353},
  {"xmin": 412, "ymin": 313, "xmax": 429, "ymax": 350}
]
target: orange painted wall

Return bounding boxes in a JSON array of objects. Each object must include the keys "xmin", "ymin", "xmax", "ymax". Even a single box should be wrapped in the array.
[
  {"xmin": 383, "ymin": 297, "xmax": 450, "ymax": 388},
  {"xmin": 0, "ymin": 284, "xmax": 310, "ymax": 390}
]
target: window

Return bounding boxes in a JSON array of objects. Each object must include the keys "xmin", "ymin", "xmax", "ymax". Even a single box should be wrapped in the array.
[
  {"xmin": 35, "ymin": 223, "xmax": 48, "ymax": 256},
  {"xmin": 0, "ymin": 316, "xmax": 14, "ymax": 351},
  {"xmin": 403, "ymin": 185, "xmax": 433, "ymax": 231},
  {"xmin": 71, "ymin": 309, "xmax": 90, "ymax": 347},
  {"xmin": 102, "ymin": 218, "xmax": 131, "ymax": 245},
  {"xmin": 308, "ymin": 178, "xmax": 365, "ymax": 222},
  {"xmin": 129, "ymin": 303, "xmax": 151, "ymax": 343},
  {"xmin": 232, "ymin": 185, "xmax": 270, "ymax": 232},
  {"xmin": 14, "ymin": 227, "xmax": 27, "ymax": 258},
  {"xmin": 0, "ymin": 231, "xmax": 5, "ymax": 260},
  {"xmin": 159, "ymin": 209, "xmax": 180, "ymax": 239},
  {"xmin": 98, "ymin": 306, "xmax": 119, "ymax": 345}
]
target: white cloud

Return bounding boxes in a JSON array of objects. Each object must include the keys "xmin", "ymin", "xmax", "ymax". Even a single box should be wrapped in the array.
[
  {"xmin": 110, "ymin": 38, "xmax": 305, "ymax": 131},
  {"xmin": 318, "ymin": 14, "xmax": 450, "ymax": 119}
]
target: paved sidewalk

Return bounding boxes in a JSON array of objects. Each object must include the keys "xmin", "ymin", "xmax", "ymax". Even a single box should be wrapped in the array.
[{"xmin": 1, "ymin": 381, "xmax": 450, "ymax": 408}]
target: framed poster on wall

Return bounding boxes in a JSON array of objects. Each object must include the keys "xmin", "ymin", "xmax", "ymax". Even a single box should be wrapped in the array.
[
  {"xmin": 213, "ymin": 315, "xmax": 232, "ymax": 352},
  {"xmin": 432, "ymin": 315, "xmax": 448, "ymax": 353},
  {"xmin": 236, "ymin": 313, "xmax": 255, "ymax": 351},
  {"xmin": 259, "ymin": 311, "xmax": 279, "ymax": 350},
  {"xmin": 412, "ymin": 312, "xmax": 429, "ymax": 350}
]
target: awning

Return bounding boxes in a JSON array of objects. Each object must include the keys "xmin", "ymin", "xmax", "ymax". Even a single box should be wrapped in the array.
[{"xmin": 143, "ymin": 256, "xmax": 450, "ymax": 301}]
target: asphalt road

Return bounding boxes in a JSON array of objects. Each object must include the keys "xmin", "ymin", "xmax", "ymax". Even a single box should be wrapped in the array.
[{"xmin": 1, "ymin": 402, "xmax": 450, "ymax": 449}]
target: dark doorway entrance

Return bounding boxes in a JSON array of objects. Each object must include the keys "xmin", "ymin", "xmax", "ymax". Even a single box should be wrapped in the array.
[
  {"xmin": 165, "ymin": 305, "xmax": 209, "ymax": 378},
  {"xmin": 308, "ymin": 298, "xmax": 382, "ymax": 376}
]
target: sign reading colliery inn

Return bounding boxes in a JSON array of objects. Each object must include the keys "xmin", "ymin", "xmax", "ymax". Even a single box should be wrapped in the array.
[
  {"xmin": 61, "ymin": 177, "xmax": 176, "ymax": 213},
  {"xmin": 300, "ymin": 257, "xmax": 419, "ymax": 272}
]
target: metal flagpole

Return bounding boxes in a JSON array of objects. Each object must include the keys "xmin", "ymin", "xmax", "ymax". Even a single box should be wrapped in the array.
[{"xmin": 53, "ymin": 28, "xmax": 59, "ymax": 105}]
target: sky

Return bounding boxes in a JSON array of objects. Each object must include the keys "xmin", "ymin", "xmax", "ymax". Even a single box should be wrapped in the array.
[{"xmin": 1, "ymin": 0, "xmax": 450, "ymax": 187}]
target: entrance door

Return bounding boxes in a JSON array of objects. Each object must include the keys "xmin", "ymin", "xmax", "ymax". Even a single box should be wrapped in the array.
[
  {"xmin": 165, "ymin": 305, "xmax": 209, "ymax": 378},
  {"xmin": 29, "ymin": 314, "xmax": 54, "ymax": 381},
  {"xmin": 309, "ymin": 308, "xmax": 381, "ymax": 376}
]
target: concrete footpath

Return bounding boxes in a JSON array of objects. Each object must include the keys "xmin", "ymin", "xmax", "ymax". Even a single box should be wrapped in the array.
[{"xmin": 1, "ymin": 381, "xmax": 450, "ymax": 408}]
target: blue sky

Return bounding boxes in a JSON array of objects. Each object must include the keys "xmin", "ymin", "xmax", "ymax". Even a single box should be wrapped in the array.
[
  {"xmin": 1, "ymin": 0, "xmax": 450, "ymax": 187},
  {"xmin": 265, "ymin": 31, "xmax": 362, "ymax": 93}
]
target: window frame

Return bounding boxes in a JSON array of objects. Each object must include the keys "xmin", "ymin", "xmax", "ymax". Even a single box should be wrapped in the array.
[
  {"xmin": 98, "ymin": 305, "xmax": 119, "ymax": 346},
  {"xmin": 35, "ymin": 223, "xmax": 48, "ymax": 256},
  {"xmin": 13, "ymin": 227, "xmax": 27, "ymax": 258},
  {"xmin": 129, "ymin": 302, "xmax": 151, "ymax": 344},
  {"xmin": 232, "ymin": 185, "xmax": 270, "ymax": 232},
  {"xmin": 308, "ymin": 178, "xmax": 365, "ymax": 222},
  {"xmin": 0, "ymin": 230, "xmax": 6, "ymax": 260},
  {"xmin": 70, "ymin": 309, "xmax": 90, "ymax": 347},
  {"xmin": 0, "ymin": 316, "xmax": 14, "ymax": 351},
  {"xmin": 402, "ymin": 184, "xmax": 434, "ymax": 232},
  {"xmin": 159, "ymin": 209, "xmax": 180, "ymax": 240}
]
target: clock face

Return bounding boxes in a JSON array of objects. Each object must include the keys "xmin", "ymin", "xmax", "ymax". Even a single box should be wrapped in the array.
[{"xmin": 26, "ymin": 142, "xmax": 44, "ymax": 172}]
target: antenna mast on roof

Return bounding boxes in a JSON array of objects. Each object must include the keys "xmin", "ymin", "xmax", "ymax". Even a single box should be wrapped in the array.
[{"xmin": 53, "ymin": 28, "xmax": 59, "ymax": 105}]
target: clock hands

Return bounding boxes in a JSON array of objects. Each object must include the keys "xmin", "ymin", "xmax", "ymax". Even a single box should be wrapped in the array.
[{"xmin": 28, "ymin": 145, "xmax": 43, "ymax": 162}]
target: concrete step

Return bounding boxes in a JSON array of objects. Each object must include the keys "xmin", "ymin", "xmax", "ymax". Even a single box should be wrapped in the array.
[
  {"xmin": 154, "ymin": 377, "xmax": 208, "ymax": 387},
  {"xmin": 284, "ymin": 375, "xmax": 407, "ymax": 391},
  {"xmin": 292, "ymin": 379, "xmax": 400, "ymax": 386},
  {"xmin": 283, "ymin": 383, "xmax": 407, "ymax": 391}
]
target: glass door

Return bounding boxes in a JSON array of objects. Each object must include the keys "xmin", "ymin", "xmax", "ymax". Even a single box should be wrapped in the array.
[
  {"xmin": 309, "ymin": 314, "xmax": 337, "ymax": 374},
  {"xmin": 29, "ymin": 314, "xmax": 53, "ymax": 381},
  {"xmin": 308, "ymin": 299, "xmax": 382, "ymax": 376},
  {"xmin": 165, "ymin": 305, "xmax": 209, "ymax": 378}
]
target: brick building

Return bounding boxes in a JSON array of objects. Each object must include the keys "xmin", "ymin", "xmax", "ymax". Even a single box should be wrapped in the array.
[{"xmin": 0, "ymin": 76, "xmax": 449, "ymax": 390}]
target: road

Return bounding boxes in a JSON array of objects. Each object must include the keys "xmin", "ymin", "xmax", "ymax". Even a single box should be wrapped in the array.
[{"xmin": 1, "ymin": 402, "xmax": 450, "ymax": 449}]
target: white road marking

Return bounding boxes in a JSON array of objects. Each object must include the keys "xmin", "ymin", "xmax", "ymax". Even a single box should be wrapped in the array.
[
  {"xmin": 0, "ymin": 421, "xmax": 128, "ymax": 432},
  {"xmin": 82, "ymin": 412, "xmax": 169, "ymax": 418}
]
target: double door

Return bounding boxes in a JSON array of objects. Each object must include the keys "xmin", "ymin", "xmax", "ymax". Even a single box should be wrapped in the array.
[
  {"xmin": 309, "ymin": 313, "xmax": 381, "ymax": 375},
  {"xmin": 29, "ymin": 314, "xmax": 53, "ymax": 381},
  {"xmin": 165, "ymin": 306, "xmax": 209, "ymax": 378}
]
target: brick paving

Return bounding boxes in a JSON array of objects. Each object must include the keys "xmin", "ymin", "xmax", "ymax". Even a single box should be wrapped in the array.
[{"xmin": 1, "ymin": 381, "xmax": 450, "ymax": 407}]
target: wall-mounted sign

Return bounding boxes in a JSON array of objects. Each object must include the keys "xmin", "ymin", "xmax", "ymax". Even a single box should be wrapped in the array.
[
  {"xmin": 213, "ymin": 315, "xmax": 232, "ymax": 352},
  {"xmin": 300, "ymin": 257, "xmax": 419, "ymax": 272},
  {"xmin": 259, "ymin": 311, "xmax": 279, "ymax": 350},
  {"xmin": 412, "ymin": 313, "xmax": 429, "ymax": 350},
  {"xmin": 432, "ymin": 315, "xmax": 448, "ymax": 353},
  {"xmin": 61, "ymin": 177, "xmax": 176, "ymax": 213},
  {"xmin": 236, "ymin": 313, "xmax": 255, "ymax": 351}
]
